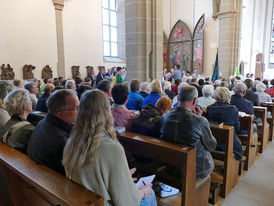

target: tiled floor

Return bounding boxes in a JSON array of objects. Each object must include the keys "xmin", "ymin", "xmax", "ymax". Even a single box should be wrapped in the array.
[{"xmin": 221, "ymin": 142, "xmax": 274, "ymax": 206}]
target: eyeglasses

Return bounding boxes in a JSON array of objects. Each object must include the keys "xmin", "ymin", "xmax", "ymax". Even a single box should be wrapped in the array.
[{"xmin": 57, "ymin": 106, "xmax": 79, "ymax": 112}]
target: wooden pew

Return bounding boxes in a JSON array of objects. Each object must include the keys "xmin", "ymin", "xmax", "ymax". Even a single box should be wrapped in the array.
[
  {"xmin": 254, "ymin": 106, "xmax": 269, "ymax": 153},
  {"xmin": 238, "ymin": 115, "xmax": 257, "ymax": 170},
  {"xmin": 260, "ymin": 102, "xmax": 274, "ymax": 142},
  {"xmin": 210, "ymin": 125, "xmax": 239, "ymax": 198},
  {"xmin": 117, "ymin": 131, "xmax": 211, "ymax": 206},
  {"xmin": 0, "ymin": 143, "xmax": 103, "ymax": 206}
]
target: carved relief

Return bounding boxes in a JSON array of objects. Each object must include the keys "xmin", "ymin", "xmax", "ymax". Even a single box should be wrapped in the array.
[
  {"xmin": 23, "ymin": 64, "xmax": 35, "ymax": 80},
  {"xmin": 71, "ymin": 66, "xmax": 80, "ymax": 79},
  {"xmin": 1, "ymin": 64, "xmax": 15, "ymax": 80},
  {"xmin": 86, "ymin": 66, "xmax": 94, "ymax": 77},
  {"xmin": 42, "ymin": 65, "xmax": 53, "ymax": 79}
]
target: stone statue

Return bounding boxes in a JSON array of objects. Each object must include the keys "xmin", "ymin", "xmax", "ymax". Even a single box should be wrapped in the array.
[
  {"xmin": 86, "ymin": 66, "xmax": 94, "ymax": 77},
  {"xmin": 42, "ymin": 65, "xmax": 53, "ymax": 79},
  {"xmin": 23, "ymin": 64, "xmax": 35, "ymax": 80},
  {"xmin": 1, "ymin": 64, "xmax": 15, "ymax": 80},
  {"xmin": 71, "ymin": 66, "xmax": 80, "ymax": 79}
]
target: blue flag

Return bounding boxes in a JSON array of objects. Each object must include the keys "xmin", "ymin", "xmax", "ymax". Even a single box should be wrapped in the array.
[{"xmin": 212, "ymin": 52, "xmax": 218, "ymax": 82}]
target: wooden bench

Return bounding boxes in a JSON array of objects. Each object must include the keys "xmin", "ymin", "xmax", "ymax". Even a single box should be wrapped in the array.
[
  {"xmin": 254, "ymin": 106, "xmax": 269, "ymax": 153},
  {"xmin": 117, "ymin": 131, "xmax": 211, "ymax": 206},
  {"xmin": 0, "ymin": 142, "xmax": 103, "ymax": 206},
  {"xmin": 210, "ymin": 125, "xmax": 239, "ymax": 198},
  {"xmin": 238, "ymin": 115, "xmax": 257, "ymax": 170},
  {"xmin": 260, "ymin": 102, "xmax": 274, "ymax": 142}
]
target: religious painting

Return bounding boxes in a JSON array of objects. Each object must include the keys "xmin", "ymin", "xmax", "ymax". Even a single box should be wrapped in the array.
[
  {"xmin": 23, "ymin": 64, "xmax": 35, "ymax": 80},
  {"xmin": 163, "ymin": 32, "xmax": 168, "ymax": 70},
  {"xmin": 192, "ymin": 14, "xmax": 205, "ymax": 73},
  {"xmin": 1, "ymin": 64, "xmax": 15, "ymax": 80},
  {"xmin": 168, "ymin": 20, "xmax": 192, "ymax": 71},
  {"xmin": 41, "ymin": 65, "xmax": 53, "ymax": 79}
]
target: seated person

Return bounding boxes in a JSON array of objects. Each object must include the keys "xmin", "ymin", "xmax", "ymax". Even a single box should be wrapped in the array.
[
  {"xmin": 244, "ymin": 79, "xmax": 259, "ymax": 106},
  {"xmin": 98, "ymin": 79, "xmax": 114, "ymax": 105},
  {"xmin": 197, "ymin": 85, "xmax": 215, "ymax": 110},
  {"xmin": 0, "ymin": 99, "xmax": 10, "ymax": 131},
  {"xmin": 0, "ymin": 89, "xmax": 34, "ymax": 154},
  {"xmin": 142, "ymin": 80, "xmax": 163, "ymax": 108},
  {"xmin": 36, "ymin": 83, "xmax": 55, "ymax": 112},
  {"xmin": 163, "ymin": 81, "xmax": 175, "ymax": 100},
  {"xmin": 27, "ymin": 89, "xmax": 79, "ymax": 175},
  {"xmin": 256, "ymin": 83, "xmax": 272, "ymax": 102},
  {"xmin": 171, "ymin": 78, "xmax": 182, "ymax": 95},
  {"xmin": 63, "ymin": 90, "xmax": 156, "ymax": 206},
  {"xmin": 160, "ymin": 86, "xmax": 217, "ymax": 181},
  {"xmin": 139, "ymin": 82, "xmax": 150, "ymax": 98},
  {"xmin": 132, "ymin": 97, "xmax": 172, "ymax": 138},
  {"xmin": 65, "ymin": 79, "xmax": 76, "ymax": 91},
  {"xmin": 77, "ymin": 85, "xmax": 92, "ymax": 99},
  {"xmin": 265, "ymin": 79, "xmax": 274, "ymax": 97},
  {"xmin": 206, "ymin": 87, "xmax": 243, "ymax": 160},
  {"xmin": 126, "ymin": 79, "xmax": 144, "ymax": 111},
  {"xmin": 111, "ymin": 83, "xmax": 136, "ymax": 131},
  {"xmin": 24, "ymin": 82, "xmax": 38, "ymax": 111}
]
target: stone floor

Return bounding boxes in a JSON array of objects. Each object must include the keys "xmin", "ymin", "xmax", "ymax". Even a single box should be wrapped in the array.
[{"xmin": 221, "ymin": 142, "xmax": 274, "ymax": 206}]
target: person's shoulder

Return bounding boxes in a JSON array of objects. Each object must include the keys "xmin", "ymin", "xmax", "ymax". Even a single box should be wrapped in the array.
[{"xmin": 99, "ymin": 139, "xmax": 124, "ymax": 156}]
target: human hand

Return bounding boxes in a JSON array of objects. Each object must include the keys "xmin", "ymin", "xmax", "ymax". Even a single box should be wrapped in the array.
[
  {"xmin": 193, "ymin": 106, "xmax": 202, "ymax": 116},
  {"xmin": 139, "ymin": 183, "xmax": 153, "ymax": 198},
  {"xmin": 130, "ymin": 168, "xmax": 137, "ymax": 181}
]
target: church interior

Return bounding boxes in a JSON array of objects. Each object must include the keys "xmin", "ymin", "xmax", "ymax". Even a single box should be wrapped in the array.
[{"xmin": 1, "ymin": 0, "xmax": 274, "ymax": 206}]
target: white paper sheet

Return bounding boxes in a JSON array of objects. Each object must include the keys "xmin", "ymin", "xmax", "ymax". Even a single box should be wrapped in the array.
[{"xmin": 135, "ymin": 174, "xmax": 156, "ymax": 188}]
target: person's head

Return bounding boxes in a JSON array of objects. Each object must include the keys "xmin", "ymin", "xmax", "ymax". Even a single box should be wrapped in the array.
[
  {"xmin": 271, "ymin": 79, "xmax": 274, "ymax": 86},
  {"xmin": 191, "ymin": 78, "xmax": 197, "ymax": 84},
  {"xmin": 84, "ymin": 77, "xmax": 91, "ymax": 86},
  {"xmin": 164, "ymin": 81, "xmax": 172, "ymax": 90},
  {"xmin": 111, "ymin": 83, "xmax": 129, "ymax": 105},
  {"xmin": 99, "ymin": 67, "xmax": 106, "ymax": 74},
  {"xmin": 47, "ymin": 89, "xmax": 79, "ymax": 125},
  {"xmin": 13, "ymin": 79, "xmax": 23, "ymax": 88},
  {"xmin": 116, "ymin": 67, "xmax": 122, "ymax": 73},
  {"xmin": 186, "ymin": 71, "xmax": 191, "ymax": 76},
  {"xmin": 198, "ymin": 79, "xmax": 205, "ymax": 87},
  {"xmin": 262, "ymin": 79, "xmax": 269, "ymax": 87},
  {"xmin": 155, "ymin": 97, "xmax": 172, "ymax": 114},
  {"xmin": 44, "ymin": 83, "xmax": 55, "ymax": 95},
  {"xmin": 77, "ymin": 85, "xmax": 92, "ymax": 99},
  {"xmin": 235, "ymin": 76, "xmax": 241, "ymax": 80},
  {"xmin": 214, "ymin": 87, "xmax": 231, "ymax": 103},
  {"xmin": 256, "ymin": 83, "xmax": 267, "ymax": 92},
  {"xmin": 24, "ymin": 82, "xmax": 38, "ymax": 95},
  {"xmin": 4, "ymin": 89, "xmax": 32, "ymax": 117},
  {"xmin": 47, "ymin": 78, "xmax": 54, "ymax": 84},
  {"xmin": 178, "ymin": 86, "xmax": 198, "ymax": 110},
  {"xmin": 58, "ymin": 76, "xmax": 64, "ymax": 82},
  {"xmin": 107, "ymin": 68, "xmax": 111, "ymax": 73},
  {"xmin": 65, "ymin": 79, "xmax": 76, "ymax": 90},
  {"xmin": 244, "ymin": 79, "xmax": 253, "ymax": 89},
  {"xmin": 0, "ymin": 80, "xmax": 14, "ymax": 101},
  {"xmin": 63, "ymin": 89, "xmax": 116, "ymax": 170},
  {"xmin": 140, "ymin": 82, "xmax": 150, "ymax": 93},
  {"xmin": 175, "ymin": 78, "xmax": 183, "ymax": 86},
  {"xmin": 202, "ymin": 85, "xmax": 214, "ymax": 98},
  {"xmin": 129, "ymin": 79, "xmax": 140, "ymax": 92},
  {"xmin": 255, "ymin": 77, "xmax": 261, "ymax": 81},
  {"xmin": 54, "ymin": 79, "xmax": 60, "ymax": 87},
  {"xmin": 230, "ymin": 77, "xmax": 236, "ymax": 84},
  {"xmin": 178, "ymin": 82, "xmax": 189, "ymax": 93},
  {"xmin": 175, "ymin": 65, "xmax": 180, "ymax": 70},
  {"xmin": 150, "ymin": 79, "xmax": 162, "ymax": 94},
  {"xmin": 98, "ymin": 79, "xmax": 113, "ymax": 97},
  {"xmin": 221, "ymin": 81, "xmax": 229, "ymax": 88},
  {"xmin": 233, "ymin": 81, "xmax": 247, "ymax": 96}
]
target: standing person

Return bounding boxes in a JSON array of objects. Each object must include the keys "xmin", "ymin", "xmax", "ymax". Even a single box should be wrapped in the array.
[
  {"xmin": 63, "ymin": 90, "xmax": 157, "ymax": 206},
  {"xmin": 168, "ymin": 65, "xmax": 182, "ymax": 81},
  {"xmin": 116, "ymin": 67, "xmax": 123, "ymax": 84}
]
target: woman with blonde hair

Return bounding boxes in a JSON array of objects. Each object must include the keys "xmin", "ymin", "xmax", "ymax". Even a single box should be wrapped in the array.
[
  {"xmin": 63, "ymin": 90, "xmax": 156, "ymax": 206},
  {"xmin": 142, "ymin": 79, "xmax": 163, "ymax": 108}
]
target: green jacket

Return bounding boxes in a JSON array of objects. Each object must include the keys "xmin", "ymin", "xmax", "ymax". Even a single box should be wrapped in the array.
[
  {"xmin": 0, "ymin": 115, "xmax": 34, "ymax": 154},
  {"xmin": 116, "ymin": 73, "xmax": 123, "ymax": 84}
]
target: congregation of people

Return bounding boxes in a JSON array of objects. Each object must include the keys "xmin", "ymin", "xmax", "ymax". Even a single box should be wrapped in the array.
[{"xmin": 0, "ymin": 65, "xmax": 274, "ymax": 206}]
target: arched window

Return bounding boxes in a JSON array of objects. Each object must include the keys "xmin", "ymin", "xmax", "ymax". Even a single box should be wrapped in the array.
[{"xmin": 102, "ymin": 0, "xmax": 118, "ymax": 57}]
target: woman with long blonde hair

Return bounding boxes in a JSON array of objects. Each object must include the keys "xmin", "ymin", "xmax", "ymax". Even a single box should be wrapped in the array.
[{"xmin": 63, "ymin": 90, "xmax": 156, "ymax": 206}]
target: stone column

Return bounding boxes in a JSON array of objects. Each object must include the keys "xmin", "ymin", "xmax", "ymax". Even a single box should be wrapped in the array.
[
  {"xmin": 218, "ymin": 0, "xmax": 241, "ymax": 78},
  {"xmin": 53, "ymin": 0, "xmax": 65, "ymax": 78},
  {"xmin": 125, "ymin": 0, "xmax": 163, "ymax": 82}
]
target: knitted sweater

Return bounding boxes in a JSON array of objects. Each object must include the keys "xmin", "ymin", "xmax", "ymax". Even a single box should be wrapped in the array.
[{"xmin": 67, "ymin": 138, "xmax": 142, "ymax": 206}]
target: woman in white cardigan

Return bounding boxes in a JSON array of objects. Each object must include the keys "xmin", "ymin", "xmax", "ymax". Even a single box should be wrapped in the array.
[{"xmin": 63, "ymin": 89, "xmax": 157, "ymax": 206}]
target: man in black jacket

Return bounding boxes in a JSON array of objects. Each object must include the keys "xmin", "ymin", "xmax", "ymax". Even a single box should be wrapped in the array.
[
  {"xmin": 160, "ymin": 86, "xmax": 216, "ymax": 181},
  {"xmin": 27, "ymin": 89, "xmax": 79, "ymax": 175},
  {"xmin": 96, "ymin": 67, "xmax": 106, "ymax": 87},
  {"xmin": 36, "ymin": 83, "xmax": 55, "ymax": 112}
]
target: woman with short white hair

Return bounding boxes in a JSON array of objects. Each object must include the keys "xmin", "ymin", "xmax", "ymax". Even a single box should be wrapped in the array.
[
  {"xmin": 197, "ymin": 85, "xmax": 215, "ymax": 110},
  {"xmin": 142, "ymin": 80, "xmax": 163, "ymax": 108},
  {"xmin": 0, "ymin": 89, "xmax": 34, "ymax": 153},
  {"xmin": 256, "ymin": 83, "xmax": 272, "ymax": 103}
]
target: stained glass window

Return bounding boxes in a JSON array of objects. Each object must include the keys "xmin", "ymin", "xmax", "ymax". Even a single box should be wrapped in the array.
[{"xmin": 102, "ymin": 0, "xmax": 118, "ymax": 57}]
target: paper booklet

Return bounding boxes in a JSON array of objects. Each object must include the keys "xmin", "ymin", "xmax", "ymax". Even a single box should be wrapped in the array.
[{"xmin": 135, "ymin": 174, "xmax": 156, "ymax": 188}]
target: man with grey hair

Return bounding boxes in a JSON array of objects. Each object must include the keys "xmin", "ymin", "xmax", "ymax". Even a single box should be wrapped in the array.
[
  {"xmin": 160, "ymin": 86, "xmax": 216, "ymax": 181},
  {"xmin": 24, "ymin": 82, "xmax": 38, "ymax": 111},
  {"xmin": 231, "ymin": 82, "xmax": 254, "ymax": 114},
  {"xmin": 65, "ymin": 79, "xmax": 76, "ymax": 90},
  {"xmin": 139, "ymin": 82, "xmax": 150, "ymax": 98},
  {"xmin": 27, "ymin": 89, "xmax": 79, "ymax": 175}
]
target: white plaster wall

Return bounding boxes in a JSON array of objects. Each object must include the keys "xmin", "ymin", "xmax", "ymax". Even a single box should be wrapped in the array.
[
  {"xmin": 165, "ymin": 0, "xmax": 218, "ymax": 77},
  {"xmin": 0, "ymin": 0, "xmax": 58, "ymax": 80},
  {"xmin": 0, "ymin": 0, "xmax": 125, "ymax": 80}
]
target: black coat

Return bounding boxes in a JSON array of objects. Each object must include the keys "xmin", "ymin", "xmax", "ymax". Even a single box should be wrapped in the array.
[
  {"xmin": 27, "ymin": 113, "xmax": 72, "ymax": 175},
  {"xmin": 36, "ymin": 93, "xmax": 50, "ymax": 112}
]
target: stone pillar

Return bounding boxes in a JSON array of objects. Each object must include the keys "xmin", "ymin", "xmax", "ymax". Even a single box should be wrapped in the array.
[
  {"xmin": 125, "ymin": 0, "xmax": 163, "ymax": 82},
  {"xmin": 53, "ymin": 0, "xmax": 65, "ymax": 78},
  {"xmin": 218, "ymin": 0, "xmax": 241, "ymax": 78}
]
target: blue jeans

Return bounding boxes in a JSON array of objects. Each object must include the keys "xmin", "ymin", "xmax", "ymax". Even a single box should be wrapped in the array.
[{"xmin": 139, "ymin": 190, "xmax": 157, "ymax": 206}]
